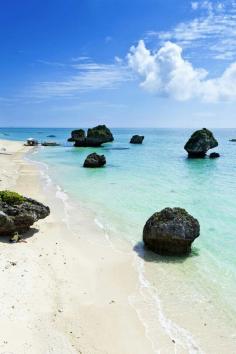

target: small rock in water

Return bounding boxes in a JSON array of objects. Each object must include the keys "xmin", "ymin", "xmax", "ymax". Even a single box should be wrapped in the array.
[
  {"xmin": 83, "ymin": 153, "xmax": 106, "ymax": 168},
  {"xmin": 130, "ymin": 135, "xmax": 144, "ymax": 144},
  {"xmin": 143, "ymin": 208, "xmax": 200, "ymax": 256},
  {"xmin": 209, "ymin": 152, "xmax": 220, "ymax": 158}
]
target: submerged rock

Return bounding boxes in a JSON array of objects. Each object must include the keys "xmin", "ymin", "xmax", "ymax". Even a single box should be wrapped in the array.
[
  {"xmin": 184, "ymin": 128, "xmax": 218, "ymax": 158},
  {"xmin": 83, "ymin": 153, "xmax": 106, "ymax": 168},
  {"xmin": 143, "ymin": 207, "xmax": 200, "ymax": 256},
  {"xmin": 68, "ymin": 125, "xmax": 114, "ymax": 147},
  {"xmin": 130, "ymin": 135, "xmax": 144, "ymax": 144},
  {"xmin": 0, "ymin": 191, "xmax": 50, "ymax": 236},
  {"xmin": 209, "ymin": 152, "xmax": 220, "ymax": 158}
]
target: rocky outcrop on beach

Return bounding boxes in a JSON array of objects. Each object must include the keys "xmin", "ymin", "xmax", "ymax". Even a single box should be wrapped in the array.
[
  {"xmin": 83, "ymin": 153, "xmax": 106, "ymax": 168},
  {"xmin": 209, "ymin": 152, "xmax": 220, "ymax": 158},
  {"xmin": 68, "ymin": 125, "xmax": 114, "ymax": 147},
  {"xmin": 184, "ymin": 128, "xmax": 218, "ymax": 158},
  {"xmin": 130, "ymin": 135, "xmax": 144, "ymax": 144},
  {"xmin": 0, "ymin": 191, "xmax": 50, "ymax": 237},
  {"xmin": 143, "ymin": 207, "xmax": 200, "ymax": 256}
]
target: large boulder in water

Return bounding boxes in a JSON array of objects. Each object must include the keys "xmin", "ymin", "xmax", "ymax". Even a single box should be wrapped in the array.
[
  {"xmin": 83, "ymin": 153, "xmax": 106, "ymax": 168},
  {"xmin": 184, "ymin": 128, "xmax": 218, "ymax": 158},
  {"xmin": 130, "ymin": 135, "xmax": 144, "ymax": 144},
  {"xmin": 0, "ymin": 191, "xmax": 50, "ymax": 236},
  {"xmin": 68, "ymin": 125, "xmax": 114, "ymax": 147},
  {"xmin": 143, "ymin": 208, "xmax": 200, "ymax": 256},
  {"xmin": 86, "ymin": 125, "xmax": 114, "ymax": 146}
]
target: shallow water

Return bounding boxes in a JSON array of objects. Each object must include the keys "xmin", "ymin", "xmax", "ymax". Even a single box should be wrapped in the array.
[{"xmin": 2, "ymin": 127, "xmax": 236, "ymax": 338}]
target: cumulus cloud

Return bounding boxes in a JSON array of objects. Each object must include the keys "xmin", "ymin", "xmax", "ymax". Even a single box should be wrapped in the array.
[{"xmin": 127, "ymin": 40, "xmax": 236, "ymax": 102}]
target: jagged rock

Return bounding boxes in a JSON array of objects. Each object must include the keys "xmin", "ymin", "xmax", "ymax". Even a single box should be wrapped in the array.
[
  {"xmin": 0, "ymin": 191, "xmax": 50, "ymax": 236},
  {"xmin": 68, "ymin": 129, "xmax": 86, "ymax": 146},
  {"xmin": 130, "ymin": 135, "xmax": 144, "ymax": 144},
  {"xmin": 68, "ymin": 125, "xmax": 114, "ymax": 147},
  {"xmin": 209, "ymin": 152, "xmax": 220, "ymax": 158},
  {"xmin": 184, "ymin": 128, "xmax": 218, "ymax": 158},
  {"xmin": 83, "ymin": 153, "xmax": 106, "ymax": 168},
  {"xmin": 143, "ymin": 208, "xmax": 200, "ymax": 256}
]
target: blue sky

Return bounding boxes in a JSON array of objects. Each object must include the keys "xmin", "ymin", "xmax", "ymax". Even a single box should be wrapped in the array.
[{"xmin": 1, "ymin": 0, "xmax": 236, "ymax": 127}]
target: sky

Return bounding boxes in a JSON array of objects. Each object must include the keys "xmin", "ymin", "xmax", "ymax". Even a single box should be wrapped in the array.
[{"xmin": 1, "ymin": 0, "xmax": 236, "ymax": 128}]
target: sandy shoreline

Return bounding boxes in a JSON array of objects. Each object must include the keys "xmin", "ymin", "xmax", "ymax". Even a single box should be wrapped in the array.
[
  {"xmin": 0, "ymin": 139, "xmax": 235, "ymax": 354},
  {"xmin": 0, "ymin": 140, "xmax": 157, "ymax": 353}
]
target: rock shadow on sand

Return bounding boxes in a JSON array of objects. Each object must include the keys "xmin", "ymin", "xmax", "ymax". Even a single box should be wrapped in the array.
[
  {"xmin": 133, "ymin": 241, "xmax": 200, "ymax": 264},
  {"xmin": 0, "ymin": 227, "xmax": 39, "ymax": 244}
]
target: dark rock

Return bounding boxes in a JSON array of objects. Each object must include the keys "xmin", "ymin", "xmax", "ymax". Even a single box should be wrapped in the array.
[
  {"xmin": 68, "ymin": 129, "xmax": 86, "ymax": 146},
  {"xmin": 143, "ymin": 207, "xmax": 200, "ymax": 256},
  {"xmin": 47, "ymin": 135, "xmax": 56, "ymax": 138},
  {"xmin": 229, "ymin": 139, "xmax": 236, "ymax": 142},
  {"xmin": 209, "ymin": 152, "xmax": 220, "ymax": 158},
  {"xmin": 0, "ymin": 191, "xmax": 50, "ymax": 236},
  {"xmin": 184, "ymin": 128, "xmax": 218, "ymax": 158},
  {"xmin": 68, "ymin": 125, "xmax": 114, "ymax": 147},
  {"xmin": 86, "ymin": 125, "xmax": 114, "ymax": 147},
  {"xmin": 130, "ymin": 135, "xmax": 144, "ymax": 144},
  {"xmin": 83, "ymin": 153, "xmax": 106, "ymax": 168},
  {"xmin": 41, "ymin": 141, "xmax": 60, "ymax": 146}
]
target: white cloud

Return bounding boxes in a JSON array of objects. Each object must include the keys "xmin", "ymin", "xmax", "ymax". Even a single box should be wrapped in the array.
[
  {"xmin": 191, "ymin": 2, "xmax": 199, "ymax": 10},
  {"xmin": 128, "ymin": 40, "xmax": 236, "ymax": 102},
  {"xmin": 31, "ymin": 61, "xmax": 132, "ymax": 99},
  {"xmin": 147, "ymin": 1, "xmax": 236, "ymax": 60}
]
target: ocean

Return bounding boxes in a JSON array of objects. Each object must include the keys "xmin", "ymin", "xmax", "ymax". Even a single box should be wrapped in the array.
[{"xmin": 1, "ymin": 127, "xmax": 236, "ymax": 350}]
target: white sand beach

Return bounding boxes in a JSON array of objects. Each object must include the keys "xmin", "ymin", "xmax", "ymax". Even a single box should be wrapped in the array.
[
  {"xmin": 0, "ymin": 139, "xmax": 157, "ymax": 353},
  {"xmin": 0, "ymin": 139, "xmax": 235, "ymax": 354}
]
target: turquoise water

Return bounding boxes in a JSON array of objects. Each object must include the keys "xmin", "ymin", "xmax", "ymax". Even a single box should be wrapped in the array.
[{"xmin": 2, "ymin": 127, "xmax": 236, "ymax": 324}]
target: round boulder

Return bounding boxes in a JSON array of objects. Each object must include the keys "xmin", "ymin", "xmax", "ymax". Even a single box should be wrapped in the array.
[
  {"xmin": 130, "ymin": 135, "xmax": 144, "ymax": 144},
  {"xmin": 143, "ymin": 208, "xmax": 200, "ymax": 256},
  {"xmin": 184, "ymin": 128, "xmax": 218, "ymax": 158},
  {"xmin": 83, "ymin": 153, "xmax": 106, "ymax": 168}
]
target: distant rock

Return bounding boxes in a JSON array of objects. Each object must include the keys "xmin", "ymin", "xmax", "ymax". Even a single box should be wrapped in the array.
[
  {"xmin": 184, "ymin": 128, "xmax": 218, "ymax": 158},
  {"xmin": 41, "ymin": 141, "xmax": 60, "ymax": 146},
  {"xmin": 209, "ymin": 152, "xmax": 220, "ymax": 158},
  {"xmin": 130, "ymin": 135, "xmax": 144, "ymax": 144},
  {"xmin": 229, "ymin": 139, "xmax": 236, "ymax": 142},
  {"xmin": 47, "ymin": 135, "xmax": 56, "ymax": 138},
  {"xmin": 83, "ymin": 153, "xmax": 106, "ymax": 168},
  {"xmin": 143, "ymin": 207, "xmax": 200, "ymax": 256},
  {"xmin": 68, "ymin": 125, "xmax": 114, "ymax": 147},
  {"xmin": 0, "ymin": 191, "xmax": 50, "ymax": 237}
]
